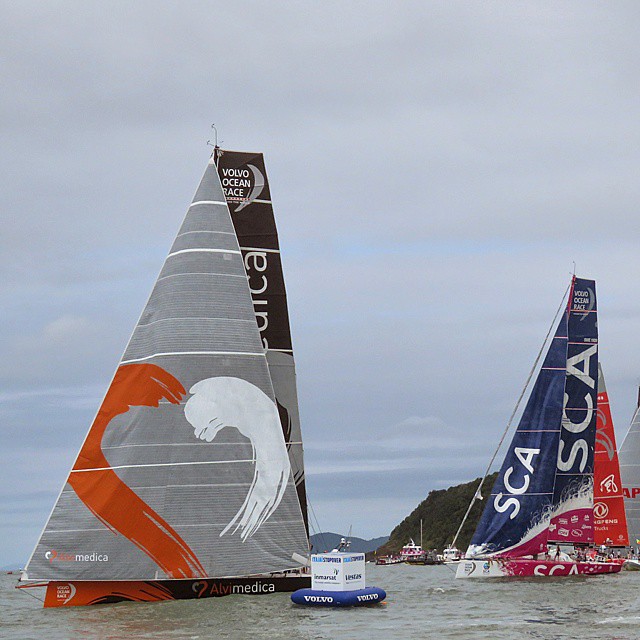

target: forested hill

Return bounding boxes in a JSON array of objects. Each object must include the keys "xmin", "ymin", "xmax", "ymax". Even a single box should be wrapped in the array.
[
  {"xmin": 376, "ymin": 473, "xmax": 499, "ymax": 554},
  {"xmin": 310, "ymin": 532, "xmax": 389, "ymax": 554}
]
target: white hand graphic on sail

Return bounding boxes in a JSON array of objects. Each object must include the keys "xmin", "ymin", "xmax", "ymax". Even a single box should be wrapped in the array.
[{"xmin": 184, "ymin": 376, "xmax": 290, "ymax": 541}]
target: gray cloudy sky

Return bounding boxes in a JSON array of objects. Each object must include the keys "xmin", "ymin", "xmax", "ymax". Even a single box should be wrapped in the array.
[{"xmin": 2, "ymin": 1, "xmax": 640, "ymax": 566}]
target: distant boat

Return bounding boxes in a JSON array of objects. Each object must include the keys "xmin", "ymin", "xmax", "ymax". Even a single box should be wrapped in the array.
[
  {"xmin": 375, "ymin": 555, "xmax": 403, "ymax": 565},
  {"xmin": 401, "ymin": 539, "xmax": 427, "ymax": 563},
  {"xmin": 455, "ymin": 276, "xmax": 622, "ymax": 578},
  {"xmin": 442, "ymin": 547, "xmax": 463, "ymax": 563},
  {"xmin": 18, "ymin": 147, "xmax": 311, "ymax": 606},
  {"xmin": 623, "ymin": 558, "xmax": 640, "ymax": 571}
]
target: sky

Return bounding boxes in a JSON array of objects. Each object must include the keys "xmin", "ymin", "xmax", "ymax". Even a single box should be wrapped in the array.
[{"xmin": 2, "ymin": 1, "xmax": 640, "ymax": 567}]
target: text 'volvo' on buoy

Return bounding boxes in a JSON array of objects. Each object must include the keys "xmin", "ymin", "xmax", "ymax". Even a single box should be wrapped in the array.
[{"xmin": 291, "ymin": 548, "xmax": 386, "ymax": 607}]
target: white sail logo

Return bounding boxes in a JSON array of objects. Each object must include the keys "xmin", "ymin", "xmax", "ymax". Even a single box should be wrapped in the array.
[
  {"xmin": 493, "ymin": 447, "xmax": 540, "ymax": 520},
  {"xmin": 184, "ymin": 376, "xmax": 290, "ymax": 540},
  {"xmin": 557, "ymin": 344, "xmax": 597, "ymax": 473},
  {"xmin": 593, "ymin": 502, "xmax": 609, "ymax": 519},
  {"xmin": 600, "ymin": 474, "xmax": 618, "ymax": 494},
  {"xmin": 596, "ymin": 425, "xmax": 615, "ymax": 461}
]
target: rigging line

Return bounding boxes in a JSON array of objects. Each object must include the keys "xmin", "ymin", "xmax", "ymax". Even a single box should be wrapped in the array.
[
  {"xmin": 450, "ymin": 280, "xmax": 572, "ymax": 550},
  {"xmin": 308, "ymin": 501, "xmax": 324, "ymax": 550},
  {"xmin": 307, "ymin": 499, "xmax": 329, "ymax": 553},
  {"xmin": 17, "ymin": 585, "xmax": 45, "ymax": 603}
]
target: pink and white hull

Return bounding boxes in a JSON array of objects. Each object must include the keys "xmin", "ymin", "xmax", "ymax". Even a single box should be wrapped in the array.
[{"xmin": 455, "ymin": 558, "xmax": 622, "ymax": 579}]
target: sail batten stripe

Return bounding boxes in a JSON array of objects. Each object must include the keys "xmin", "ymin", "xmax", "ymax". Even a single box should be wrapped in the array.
[
  {"xmin": 71, "ymin": 459, "xmax": 259, "ymax": 473},
  {"xmin": 167, "ymin": 248, "xmax": 241, "ymax": 258},
  {"xmin": 62, "ymin": 479, "xmax": 302, "ymax": 492},
  {"xmin": 62, "ymin": 482, "xmax": 254, "ymax": 493},
  {"xmin": 47, "ymin": 520, "xmax": 304, "ymax": 533},
  {"xmin": 102, "ymin": 440, "xmax": 304, "ymax": 449},
  {"xmin": 176, "ymin": 230, "xmax": 235, "ymax": 238},
  {"xmin": 189, "ymin": 200, "xmax": 227, "ymax": 207},
  {"xmin": 240, "ymin": 246, "xmax": 281, "ymax": 254},
  {"xmin": 120, "ymin": 350, "xmax": 265, "ymax": 364},
  {"xmin": 554, "ymin": 472, "xmax": 593, "ymax": 476},
  {"xmin": 157, "ymin": 272, "xmax": 247, "ymax": 283},
  {"xmin": 136, "ymin": 317, "xmax": 256, "ymax": 329},
  {"xmin": 489, "ymin": 492, "xmax": 553, "ymax": 496}
]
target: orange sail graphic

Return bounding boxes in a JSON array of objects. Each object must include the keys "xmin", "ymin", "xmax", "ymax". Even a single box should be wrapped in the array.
[
  {"xmin": 68, "ymin": 363, "xmax": 206, "ymax": 578},
  {"xmin": 594, "ymin": 369, "xmax": 629, "ymax": 546}
]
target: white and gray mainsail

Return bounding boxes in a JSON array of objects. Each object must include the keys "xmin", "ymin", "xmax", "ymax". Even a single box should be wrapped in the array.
[
  {"xmin": 24, "ymin": 156, "xmax": 309, "ymax": 581},
  {"xmin": 620, "ymin": 398, "xmax": 640, "ymax": 548}
]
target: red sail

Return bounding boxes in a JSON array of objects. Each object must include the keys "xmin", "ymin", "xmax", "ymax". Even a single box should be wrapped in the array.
[{"xmin": 593, "ymin": 367, "xmax": 629, "ymax": 546}]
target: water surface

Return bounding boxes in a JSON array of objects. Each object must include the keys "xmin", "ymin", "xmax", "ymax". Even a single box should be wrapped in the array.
[{"xmin": 2, "ymin": 564, "xmax": 639, "ymax": 639}]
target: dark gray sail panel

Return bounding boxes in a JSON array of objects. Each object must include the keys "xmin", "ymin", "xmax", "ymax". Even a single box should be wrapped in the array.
[
  {"xmin": 25, "ymin": 158, "xmax": 309, "ymax": 581},
  {"xmin": 216, "ymin": 149, "xmax": 308, "ymax": 532}
]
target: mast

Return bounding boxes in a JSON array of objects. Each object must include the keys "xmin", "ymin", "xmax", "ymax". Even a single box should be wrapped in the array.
[
  {"xmin": 23, "ymin": 155, "xmax": 309, "ymax": 582},
  {"xmin": 215, "ymin": 148, "xmax": 309, "ymax": 534}
]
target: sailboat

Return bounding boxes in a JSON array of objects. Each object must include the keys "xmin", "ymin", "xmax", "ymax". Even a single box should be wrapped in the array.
[
  {"xmin": 593, "ymin": 364, "xmax": 629, "ymax": 549},
  {"xmin": 18, "ymin": 149, "xmax": 311, "ymax": 606},
  {"xmin": 456, "ymin": 276, "xmax": 622, "ymax": 578}
]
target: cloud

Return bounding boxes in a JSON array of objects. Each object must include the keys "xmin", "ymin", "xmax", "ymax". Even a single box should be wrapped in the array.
[{"xmin": 2, "ymin": 2, "xmax": 640, "ymax": 565}]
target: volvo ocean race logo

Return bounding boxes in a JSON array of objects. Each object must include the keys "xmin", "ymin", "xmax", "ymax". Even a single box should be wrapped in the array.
[
  {"xmin": 54, "ymin": 583, "xmax": 76, "ymax": 605},
  {"xmin": 573, "ymin": 287, "xmax": 595, "ymax": 322},
  {"xmin": 220, "ymin": 164, "xmax": 265, "ymax": 212}
]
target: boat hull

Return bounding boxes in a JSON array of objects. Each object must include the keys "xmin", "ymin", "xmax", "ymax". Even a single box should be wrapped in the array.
[
  {"xmin": 42, "ymin": 575, "xmax": 310, "ymax": 607},
  {"xmin": 622, "ymin": 559, "xmax": 640, "ymax": 571},
  {"xmin": 455, "ymin": 559, "xmax": 622, "ymax": 579}
]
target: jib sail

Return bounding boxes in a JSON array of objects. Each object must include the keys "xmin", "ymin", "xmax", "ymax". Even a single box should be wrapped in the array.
[
  {"xmin": 593, "ymin": 364, "xmax": 629, "ymax": 546},
  {"xmin": 619, "ymin": 395, "xmax": 640, "ymax": 548}
]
